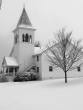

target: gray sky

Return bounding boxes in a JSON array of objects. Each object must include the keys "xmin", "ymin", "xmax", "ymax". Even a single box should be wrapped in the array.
[{"xmin": 0, "ymin": 0, "xmax": 83, "ymax": 59}]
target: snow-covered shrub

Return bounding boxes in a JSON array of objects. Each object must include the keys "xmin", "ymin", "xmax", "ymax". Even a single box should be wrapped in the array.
[
  {"xmin": 13, "ymin": 72, "xmax": 39, "ymax": 82},
  {"xmin": 13, "ymin": 74, "xmax": 29, "ymax": 82},
  {"xmin": 27, "ymin": 72, "xmax": 39, "ymax": 81},
  {"xmin": 0, "ymin": 75, "xmax": 8, "ymax": 82}
]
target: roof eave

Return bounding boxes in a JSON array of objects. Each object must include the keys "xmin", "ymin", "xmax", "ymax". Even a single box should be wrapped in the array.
[{"xmin": 13, "ymin": 26, "xmax": 36, "ymax": 33}]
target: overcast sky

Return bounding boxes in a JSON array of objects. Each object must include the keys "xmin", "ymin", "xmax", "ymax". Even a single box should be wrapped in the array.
[{"xmin": 0, "ymin": 0, "xmax": 83, "ymax": 59}]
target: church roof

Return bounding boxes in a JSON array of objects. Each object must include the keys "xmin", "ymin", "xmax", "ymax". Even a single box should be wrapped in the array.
[
  {"xmin": 17, "ymin": 7, "xmax": 32, "ymax": 27},
  {"xmin": 17, "ymin": 24, "xmax": 36, "ymax": 30},
  {"xmin": 34, "ymin": 47, "xmax": 47, "ymax": 56},
  {"xmin": 34, "ymin": 47, "xmax": 43, "ymax": 55},
  {"xmin": 2, "ymin": 57, "xmax": 19, "ymax": 67}
]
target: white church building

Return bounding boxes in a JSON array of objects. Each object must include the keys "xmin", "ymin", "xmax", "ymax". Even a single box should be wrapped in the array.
[{"xmin": 2, "ymin": 7, "xmax": 83, "ymax": 81}]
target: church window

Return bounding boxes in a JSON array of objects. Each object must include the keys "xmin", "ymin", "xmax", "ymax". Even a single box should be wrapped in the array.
[
  {"xmin": 37, "ymin": 67, "xmax": 39, "ymax": 73},
  {"xmin": 22, "ymin": 34, "xmax": 25, "ymax": 42},
  {"xmin": 9, "ymin": 67, "xmax": 13, "ymax": 73},
  {"xmin": 22, "ymin": 33, "xmax": 30, "ymax": 42},
  {"xmin": 77, "ymin": 66, "xmax": 81, "ymax": 72},
  {"xmin": 29, "ymin": 35, "xmax": 32, "ymax": 43},
  {"xmin": 37, "ymin": 56, "xmax": 39, "ymax": 62},
  {"xmin": 22, "ymin": 33, "xmax": 32, "ymax": 43},
  {"xmin": 26, "ymin": 34, "xmax": 29, "ymax": 42},
  {"xmin": 28, "ymin": 36, "xmax": 30, "ymax": 42},
  {"xmin": 49, "ymin": 66, "xmax": 53, "ymax": 72}
]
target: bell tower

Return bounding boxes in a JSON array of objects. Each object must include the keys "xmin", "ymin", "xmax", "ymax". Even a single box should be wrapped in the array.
[{"xmin": 10, "ymin": 7, "xmax": 36, "ymax": 72}]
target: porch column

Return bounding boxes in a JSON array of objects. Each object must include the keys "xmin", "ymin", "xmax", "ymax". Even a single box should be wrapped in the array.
[
  {"xmin": 4, "ymin": 67, "xmax": 6, "ymax": 74},
  {"xmin": 3, "ymin": 66, "xmax": 6, "ymax": 74},
  {"xmin": 13, "ymin": 67, "xmax": 15, "ymax": 78},
  {"xmin": 3, "ymin": 66, "xmax": 4, "ymax": 73},
  {"xmin": 8, "ymin": 67, "xmax": 9, "ymax": 75}
]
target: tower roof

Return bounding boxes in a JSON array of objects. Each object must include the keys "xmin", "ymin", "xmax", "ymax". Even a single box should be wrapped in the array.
[{"xmin": 17, "ymin": 7, "xmax": 32, "ymax": 27}]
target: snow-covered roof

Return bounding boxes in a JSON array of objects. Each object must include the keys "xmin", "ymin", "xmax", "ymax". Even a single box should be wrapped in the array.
[
  {"xmin": 34, "ymin": 47, "xmax": 46, "ymax": 56},
  {"xmin": 13, "ymin": 7, "xmax": 36, "ymax": 32},
  {"xmin": 34, "ymin": 47, "xmax": 43, "ymax": 55},
  {"xmin": 3, "ymin": 57, "xmax": 19, "ymax": 67},
  {"xmin": 33, "ymin": 43, "xmax": 60, "ymax": 56},
  {"xmin": 17, "ymin": 7, "xmax": 32, "ymax": 27},
  {"xmin": 18, "ymin": 24, "xmax": 35, "ymax": 30}
]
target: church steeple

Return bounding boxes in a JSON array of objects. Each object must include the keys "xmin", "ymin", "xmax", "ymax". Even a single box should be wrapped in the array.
[
  {"xmin": 17, "ymin": 7, "xmax": 32, "ymax": 27},
  {"xmin": 11, "ymin": 5, "xmax": 36, "ymax": 73}
]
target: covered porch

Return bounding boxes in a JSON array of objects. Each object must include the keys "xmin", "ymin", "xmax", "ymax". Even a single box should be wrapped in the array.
[{"xmin": 2, "ymin": 57, "xmax": 19, "ymax": 77}]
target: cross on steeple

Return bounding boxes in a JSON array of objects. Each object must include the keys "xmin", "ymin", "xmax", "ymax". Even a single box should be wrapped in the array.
[{"xmin": 23, "ymin": 3, "xmax": 25, "ymax": 9}]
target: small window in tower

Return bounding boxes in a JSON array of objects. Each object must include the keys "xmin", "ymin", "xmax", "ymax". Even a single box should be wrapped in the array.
[
  {"xmin": 26, "ymin": 34, "xmax": 29, "ymax": 42},
  {"xmin": 49, "ymin": 66, "xmax": 53, "ymax": 72},
  {"xmin": 37, "ymin": 67, "xmax": 39, "ymax": 73},
  {"xmin": 30, "ymin": 35, "xmax": 32, "ymax": 43},
  {"xmin": 22, "ymin": 34, "xmax": 25, "ymax": 42}
]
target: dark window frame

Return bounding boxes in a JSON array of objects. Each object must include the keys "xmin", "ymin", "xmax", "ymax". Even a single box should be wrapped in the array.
[
  {"xmin": 77, "ymin": 66, "xmax": 81, "ymax": 72},
  {"xmin": 37, "ymin": 56, "xmax": 39, "ymax": 62},
  {"xmin": 37, "ymin": 67, "xmax": 39, "ymax": 73},
  {"xmin": 49, "ymin": 66, "xmax": 53, "ymax": 72},
  {"xmin": 26, "ymin": 33, "xmax": 29, "ymax": 42},
  {"xmin": 9, "ymin": 67, "xmax": 14, "ymax": 73},
  {"xmin": 30, "ymin": 35, "xmax": 32, "ymax": 43},
  {"xmin": 22, "ymin": 34, "xmax": 25, "ymax": 42},
  {"xmin": 22, "ymin": 33, "xmax": 33, "ymax": 43}
]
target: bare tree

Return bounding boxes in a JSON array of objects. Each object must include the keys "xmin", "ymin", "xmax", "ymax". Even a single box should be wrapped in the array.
[{"xmin": 46, "ymin": 28, "xmax": 83, "ymax": 83}]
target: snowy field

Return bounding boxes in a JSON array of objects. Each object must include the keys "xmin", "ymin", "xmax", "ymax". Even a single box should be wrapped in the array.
[{"xmin": 0, "ymin": 78, "xmax": 83, "ymax": 110}]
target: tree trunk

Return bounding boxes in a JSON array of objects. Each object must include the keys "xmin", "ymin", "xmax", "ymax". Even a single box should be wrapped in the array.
[{"xmin": 65, "ymin": 71, "xmax": 67, "ymax": 83}]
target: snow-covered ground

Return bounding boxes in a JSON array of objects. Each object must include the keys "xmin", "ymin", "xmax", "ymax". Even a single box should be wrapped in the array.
[{"xmin": 0, "ymin": 78, "xmax": 83, "ymax": 110}]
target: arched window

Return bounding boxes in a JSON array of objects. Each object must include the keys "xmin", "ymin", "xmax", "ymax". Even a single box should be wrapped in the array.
[
  {"xmin": 49, "ymin": 66, "xmax": 53, "ymax": 72},
  {"xmin": 26, "ymin": 34, "xmax": 29, "ymax": 42},
  {"xmin": 30, "ymin": 35, "xmax": 32, "ymax": 43},
  {"xmin": 22, "ymin": 33, "xmax": 32, "ymax": 43},
  {"xmin": 22, "ymin": 34, "xmax": 25, "ymax": 42},
  {"xmin": 77, "ymin": 66, "xmax": 81, "ymax": 72}
]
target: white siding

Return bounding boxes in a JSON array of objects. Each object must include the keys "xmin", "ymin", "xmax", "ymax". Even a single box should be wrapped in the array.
[
  {"xmin": 19, "ymin": 43, "xmax": 34, "ymax": 72},
  {"xmin": 11, "ymin": 44, "xmax": 20, "ymax": 63},
  {"xmin": 11, "ymin": 26, "xmax": 35, "ymax": 72},
  {"xmin": 18, "ymin": 28, "xmax": 35, "ymax": 72},
  {"xmin": 41, "ymin": 53, "xmax": 83, "ymax": 80},
  {"xmin": 33, "ymin": 55, "xmax": 42, "ymax": 79}
]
